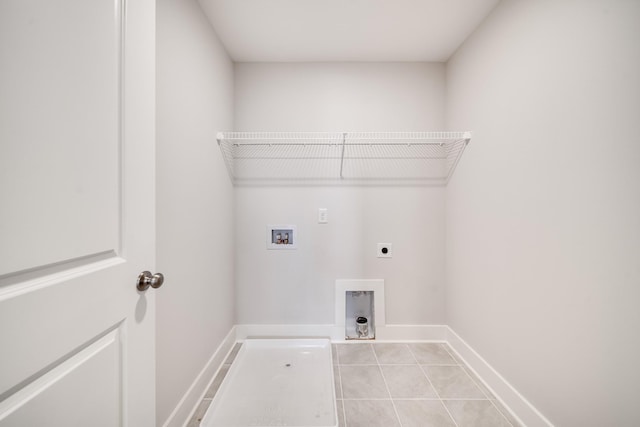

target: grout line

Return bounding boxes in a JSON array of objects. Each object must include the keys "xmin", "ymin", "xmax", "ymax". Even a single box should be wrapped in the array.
[
  {"xmin": 409, "ymin": 345, "xmax": 459, "ymax": 427},
  {"xmin": 384, "ymin": 364, "xmax": 460, "ymax": 367},
  {"xmin": 339, "ymin": 362, "xmax": 460, "ymax": 366},
  {"xmin": 334, "ymin": 345, "xmax": 348, "ymax": 427},
  {"xmin": 336, "ymin": 363, "xmax": 385, "ymax": 366},
  {"xmin": 491, "ymin": 403, "xmax": 515, "ymax": 426},
  {"xmin": 460, "ymin": 367, "xmax": 491, "ymax": 398},
  {"xmin": 467, "ymin": 368, "xmax": 517, "ymax": 427},
  {"xmin": 441, "ymin": 344, "xmax": 515, "ymax": 427},
  {"xmin": 340, "ymin": 398, "xmax": 397, "ymax": 401},
  {"xmin": 438, "ymin": 342, "xmax": 461, "ymax": 366},
  {"xmin": 339, "ymin": 397, "xmax": 493, "ymax": 401},
  {"xmin": 488, "ymin": 400, "xmax": 516, "ymax": 427},
  {"xmin": 372, "ymin": 344, "xmax": 404, "ymax": 427},
  {"xmin": 441, "ymin": 342, "xmax": 461, "ymax": 363}
]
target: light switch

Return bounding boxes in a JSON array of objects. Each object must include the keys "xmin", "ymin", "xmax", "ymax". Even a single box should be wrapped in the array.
[{"xmin": 318, "ymin": 208, "xmax": 328, "ymax": 224}]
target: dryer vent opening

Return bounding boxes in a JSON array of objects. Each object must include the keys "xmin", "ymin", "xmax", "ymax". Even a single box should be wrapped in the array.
[{"xmin": 346, "ymin": 291, "xmax": 375, "ymax": 340}]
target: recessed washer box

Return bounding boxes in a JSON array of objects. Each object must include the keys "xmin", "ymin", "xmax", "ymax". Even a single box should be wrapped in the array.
[{"xmin": 267, "ymin": 225, "xmax": 297, "ymax": 250}]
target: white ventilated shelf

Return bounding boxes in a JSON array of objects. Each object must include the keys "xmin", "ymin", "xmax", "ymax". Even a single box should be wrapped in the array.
[{"xmin": 216, "ymin": 131, "xmax": 471, "ymax": 185}]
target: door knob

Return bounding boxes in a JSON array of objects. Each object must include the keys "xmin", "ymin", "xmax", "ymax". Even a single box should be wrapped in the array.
[{"xmin": 136, "ymin": 271, "xmax": 164, "ymax": 291}]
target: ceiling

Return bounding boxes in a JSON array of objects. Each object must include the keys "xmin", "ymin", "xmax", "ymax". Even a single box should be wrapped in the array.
[{"xmin": 198, "ymin": 0, "xmax": 500, "ymax": 62}]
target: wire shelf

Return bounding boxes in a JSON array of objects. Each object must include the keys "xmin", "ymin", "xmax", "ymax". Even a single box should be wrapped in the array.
[{"xmin": 216, "ymin": 132, "xmax": 471, "ymax": 185}]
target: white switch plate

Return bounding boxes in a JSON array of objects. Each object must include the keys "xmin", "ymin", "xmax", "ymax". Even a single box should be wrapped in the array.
[
  {"xmin": 377, "ymin": 243, "xmax": 392, "ymax": 258},
  {"xmin": 318, "ymin": 208, "xmax": 328, "ymax": 223}
]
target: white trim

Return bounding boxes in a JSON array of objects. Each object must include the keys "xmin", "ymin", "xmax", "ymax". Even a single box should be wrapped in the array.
[
  {"xmin": 161, "ymin": 327, "xmax": 236, "ymax": 427},
  {"xmin": 375, "ymin": 324, "xmax": 447, "ymax": 341},
  {"xmin": 233, "ymin": 324, "xmax": 448, "ymax": 343},
  {"xmin": 235, "ymin": 324, "xmax": 342, "ymax": 341},
  {"xmin": 446, "ymin": 327, "xmax": 555, "ymax": 427}
]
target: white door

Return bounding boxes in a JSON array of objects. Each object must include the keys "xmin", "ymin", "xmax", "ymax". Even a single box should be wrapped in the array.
[{"xmin": 0, "ymin": 1, "xmax": 156, "ymax": 426}]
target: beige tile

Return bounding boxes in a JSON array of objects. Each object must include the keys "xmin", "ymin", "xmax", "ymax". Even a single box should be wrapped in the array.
[
  {"xmin": 492, "ymin": 399, "xmax": 522, "ymax": 427},
  {"xmin": 334, "ymin": 367, "xmax": 342, "ymax": 399},
  {"xmin": 336, "ymin": 399, "xmax": 345, "ymax": 427},
  {"xmin": 373, "ymin": 343, "xmax": 416, "ymax": 364},
  {"xmin": 444, "ymin": 400, "xmax": 512, "ymax": 427},
  {"xmin": 381, "ymin": 365, "xmax": 438, "ymax": 398},
  {"xmin": 332, "ymin": 344, "xmax": 338, "ymax": 365},
  {"xmin": 462, "ymin": 366, "xmax": 495, "ymax": 399},
  {"xmin": 441, "ymin": 343, "xmax": 466, "ymax": 364},
  {"xmin": 422, "ymin": 366, "xmax": 486, "ymax": 398},
  {"xmin": 408, "ymin": 343, "xmax": 457, "ymax": 365},
  {"xmin": 204, "ymin": 364, "xmax": 230, "ymax": 399},
  {"xmin": 343, "ymin": 400, "xmax": 400, "ymax": 427},
  {"xmin": 340, "ymin": 365, "xmax": 390, "ymax": 399},
  {"xmin": 224, "ymin": 342, "xmax": 242, "ymax": 365},
  {"xmin": 186, "ymin": 399, "xmax": 212, "ymax": 427},
  {"xmin": 337, "ymin": 343, "xmax": 377, "ymax": 364},
  {"xmin": 394, "ymin": 400, "xmax": 456, "ymax": 427}
]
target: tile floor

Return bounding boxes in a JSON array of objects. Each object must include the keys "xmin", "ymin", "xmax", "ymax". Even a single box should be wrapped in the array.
[
  {"xmin": 333, "ymin": 343, "xmax": 520, "ymax": 427},
  {"xmin": 188, "ymin": 342, "xmax": 521, "ymax": 427}
]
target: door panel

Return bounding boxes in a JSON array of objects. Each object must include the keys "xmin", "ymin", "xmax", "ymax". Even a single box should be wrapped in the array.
[
  {"xmin": 0, "ymin": 0, "xmax": 120, "ymax": 276},
  {"xmin": 0, "ymin": 328, "xmax": 122, "ymax": 427},
  {"xmin": 0, "ymin": 261, "xmax": 125, "ymax": 398},
  {"xmin": 0, "ymin": 0, "xmax": 155, "ymax": 425}
]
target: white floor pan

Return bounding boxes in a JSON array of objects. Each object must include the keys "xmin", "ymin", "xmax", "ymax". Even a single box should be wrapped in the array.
[{"xmin": 200, "ymin": 339, "xmax": 338, "ymax": 427}]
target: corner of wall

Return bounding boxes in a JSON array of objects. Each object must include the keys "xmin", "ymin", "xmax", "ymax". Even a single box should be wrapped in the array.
[
  {"xmin": 162, "ymin": 327, "xmax": 237, "ymax": 427},
  {"xmin": 156, "ymin": 0, "xmax": 236, "ymax": 424}
]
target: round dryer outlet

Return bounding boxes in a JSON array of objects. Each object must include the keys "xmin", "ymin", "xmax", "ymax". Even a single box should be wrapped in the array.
[{"xmin": 377, "ymin": 243, "xmax": 393, "ymax": 258}]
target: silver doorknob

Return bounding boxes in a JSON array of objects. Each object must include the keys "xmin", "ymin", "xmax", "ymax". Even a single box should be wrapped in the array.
[{"xmin": 136, "ymin": 271, "xmax": 164, "ymax": 291}]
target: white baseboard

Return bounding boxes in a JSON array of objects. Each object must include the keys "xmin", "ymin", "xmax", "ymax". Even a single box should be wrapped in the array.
[
  {"xmin": 446, "ymin": 327, "xmax": 554, "ymax": 427},
  {"xmin": 161, "ymin": 326, "xmax": 236, "ymax": 427},
  {"xmin": 234, "ymin": 323, "xmax": 448, "ymax": 342},
  {"xmin": 375, "ymin": 324, "xmax": 448, "ymax": 341},
  {"xmin": 234, "ymin": 324, "xmax": 341, "ymax": 340}
]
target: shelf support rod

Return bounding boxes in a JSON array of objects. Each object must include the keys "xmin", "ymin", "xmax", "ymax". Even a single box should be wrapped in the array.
[{"xmin": 339, "ymin": 132, "xmax": 347, "ymax": 179}]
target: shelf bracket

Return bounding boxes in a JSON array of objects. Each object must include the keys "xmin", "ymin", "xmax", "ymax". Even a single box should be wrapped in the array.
[{"xmin": 339, "ymin": 132, "xmax": 347, "ymax": 179}]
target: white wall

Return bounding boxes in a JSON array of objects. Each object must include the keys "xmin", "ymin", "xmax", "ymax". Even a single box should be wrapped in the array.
[
  {"xmin": 156, "ymin": 0, "xmax": 234, "ymax": 424},
  {"xmin": 445, "ymin": 1, "xmax": 640, "ymax": 426},
  {"xmin": 234, "ymin": 63, "xmax": 447, "ymax": 326}
]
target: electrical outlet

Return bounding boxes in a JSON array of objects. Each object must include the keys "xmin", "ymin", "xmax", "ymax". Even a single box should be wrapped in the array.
[{"xmin": 377, "ymin": 243, "xmax": 392, "ymax": 258}]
